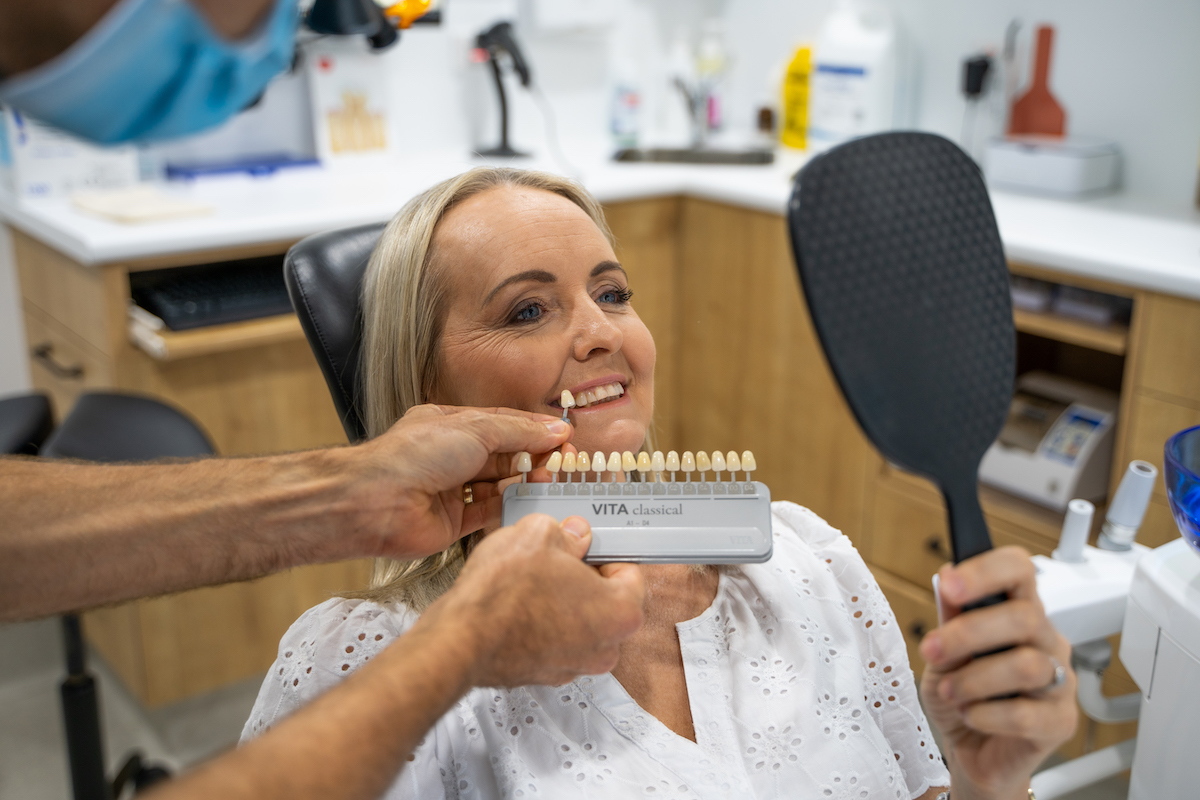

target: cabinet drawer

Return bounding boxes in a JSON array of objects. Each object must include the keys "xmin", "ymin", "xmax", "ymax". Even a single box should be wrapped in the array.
[
  {"xmin": 1138, "ymin": 293, "xmax": 1200, "ymax": 403},
  {"xmin": 1125, "ymin": 392, "xmax": 1200, "ymax": 504},
  {"xmin": 872, "ymin": 479, "xmax": 1056, "ymax": 589},
  {"xmin": 870, "ymin": 566, "xmax": 938, "ymax": 678},
  {"xmin": 24, "ymin": 305, "xmax": 114, "ymax": 419},
  {"xmin": 13, "ymin": 230, "xmax": 114, "ymax": 355}
]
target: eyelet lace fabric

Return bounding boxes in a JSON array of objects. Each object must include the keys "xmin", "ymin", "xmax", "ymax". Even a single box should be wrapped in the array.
[{"xmin": 242, "ymin": 502, "xmax": 949, "ymax": 799}]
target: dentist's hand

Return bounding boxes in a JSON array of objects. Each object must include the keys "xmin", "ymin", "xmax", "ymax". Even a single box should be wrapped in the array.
[
  {"xmin": 337, "ymin": 404, "xmax": 573, "ymax": 562},
  {"xmin": 428, "ymin": 513, "xmax": 645, "ymax": 687},
  {"xmin": 919, "ymin": 547, "xmax": 1077, "ymax": 800}
]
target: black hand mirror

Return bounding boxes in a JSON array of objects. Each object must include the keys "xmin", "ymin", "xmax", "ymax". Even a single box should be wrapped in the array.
[{"xmin": 787, "ymin": 132, "xmax": 1014, "ymax": 573}]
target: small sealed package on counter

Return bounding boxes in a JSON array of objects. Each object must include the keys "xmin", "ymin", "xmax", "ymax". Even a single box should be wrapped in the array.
[{"xmin": 985, "ymin": 135, "xmax": 1121, "ymax": 197}]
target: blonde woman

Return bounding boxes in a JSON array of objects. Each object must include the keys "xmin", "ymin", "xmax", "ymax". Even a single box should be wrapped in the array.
[{"xmin": 243, "ymin": 168, "xmax": 1076, "ymax": 799}]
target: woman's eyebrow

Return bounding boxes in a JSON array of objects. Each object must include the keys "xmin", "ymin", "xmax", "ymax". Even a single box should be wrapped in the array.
[
  {"xmin": 483, "ymin": 269, "xmax": 557, "ymax": 306},
  {"xmin": 591, "ymin": 260, "xmax": 626, "ymax": 278}
]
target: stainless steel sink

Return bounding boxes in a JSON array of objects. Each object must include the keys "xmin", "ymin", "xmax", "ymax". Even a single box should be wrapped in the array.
[{"xmin": 613, "ymin": 147, "xmax": 774, "ymax": 165}]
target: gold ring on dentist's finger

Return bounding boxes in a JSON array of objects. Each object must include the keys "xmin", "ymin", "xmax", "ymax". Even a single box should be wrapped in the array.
[{"xmin": 462, "ymin": 483, "xmax": 474, "ymax": 505}]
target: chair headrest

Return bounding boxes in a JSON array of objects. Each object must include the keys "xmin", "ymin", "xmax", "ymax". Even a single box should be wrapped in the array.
[{"xmin": 284, "ymin": 223, "xmax": 386, "ymax": 442}]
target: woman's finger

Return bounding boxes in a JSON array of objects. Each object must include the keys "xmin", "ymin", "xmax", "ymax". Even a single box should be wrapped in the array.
[
  {"xmin": 921, "ymin": 597, "xmax": 1055, "ymax": 668},
  {"xmin": 961, "ymin": 694, "xmax": 1078, "ymax": 743},
  {"xmin": 935, "ymin": 645, "xmax": 1067, "ymax": 705},
  {"xmin": 937, "ymin": 546, "xmax": 1038, "ymax": 609}
]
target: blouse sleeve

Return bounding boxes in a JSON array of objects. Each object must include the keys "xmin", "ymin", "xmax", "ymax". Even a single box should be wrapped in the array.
[
  {"xmin": 239, "ymin": 597, "xmax": 452, "ymax": 800},
  {"xmin": 772, "ymin": 502, "xmax": 951, "ymax": 798}
]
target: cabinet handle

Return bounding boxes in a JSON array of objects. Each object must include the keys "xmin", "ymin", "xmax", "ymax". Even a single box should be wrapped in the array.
[
  {"xmin": 32, "ymin": 342, "xmax": 84, "ymax": 379},
  {"xmin": 924, "ymin": 535, "xmax": 948, "ymax": 559},
  {"xmin": 909, "ymin": 620, "xmax": 928, "ymax": 640}
]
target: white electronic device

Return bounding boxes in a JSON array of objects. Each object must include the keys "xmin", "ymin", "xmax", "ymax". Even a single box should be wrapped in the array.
[
  {"xmin": 979, "ymin": 372, "xmax": 1118, "ymax": 511},
  {"xmin": 501, "ymin": 448, "xmax": 773, "ymax": 564}
]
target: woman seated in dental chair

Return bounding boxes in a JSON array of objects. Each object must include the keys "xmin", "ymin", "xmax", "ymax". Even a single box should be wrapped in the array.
[{"xmin": 242, "ymin": 168, "xmax": 1076, "ymax": 799}]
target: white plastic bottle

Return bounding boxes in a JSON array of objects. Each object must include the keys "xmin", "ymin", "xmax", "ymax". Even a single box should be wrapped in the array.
[{"xmin": 807, "ymin": 0, "xmax": 906, "ymax": 150}]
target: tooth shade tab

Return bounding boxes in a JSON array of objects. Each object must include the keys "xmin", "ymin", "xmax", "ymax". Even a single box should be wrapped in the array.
[
  {"xmin": 576, "ymin": 451, "xmax": 590, "ymax": 472},
  {"xmin": 651, "ymin": 451, "xmax": 665, "ymax": 472},
  {"xmin": 516, "ymin": 452, "xmax": 533, "ymax": 472},
  {"xmin": 637, "ymin": 452, "xmax": 652, "ymax": 473},
  {"xmin": 696, "ymin": 451, "xmax": 712, "ymax": 473},
  {"xmin": 592, "ymin": 451, "xmax": 607, "ymax": 474},
  {"xmin": 545, "ymin": 451, "xmax": 562, "ymax": 474},
  {"xmin": 560, "ymin": 390, "xmax": 576, "ymax": 409},
  {"xmin": 665, "ymin": 451, "xmax": 680, "ymax": 472},
  {"xmin": 726, "ymin": 451, "xmax": 741, "ymax": 472},
  {"xmin": 711, "ymin": 451, "xmax": 726, "ymax": 473},
  {"xmin": 681, "ymin": 451, "xmax": 696, "ymax": 473},
  {"xmin": 606, "ymin": 452, "xmax": 622, "ymax": 472},
  {"xmin": 741, "ymin": 450, "xmax": 756, "ymax": 473},
  {"xmin": 621, "ymin": 451, "xmax": 637, "ymax": 473},
  {"xmin": 561, "ymin": 451, "xmax": 577, "ymax": 473}
]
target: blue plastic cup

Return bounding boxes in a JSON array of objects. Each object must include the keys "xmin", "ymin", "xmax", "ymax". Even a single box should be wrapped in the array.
[{"xmin": 1165, "ymin": 425, "xmax": 1200, "ymax": 556}]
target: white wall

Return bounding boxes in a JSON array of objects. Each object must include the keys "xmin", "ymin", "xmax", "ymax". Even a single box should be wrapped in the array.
[{"xmin": 721, "ymin": 0, "xmax": 1200, "ymax": 206}]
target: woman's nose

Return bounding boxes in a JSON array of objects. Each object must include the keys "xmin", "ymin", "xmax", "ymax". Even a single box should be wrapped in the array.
[{"xmin": 570, "ymin": 300, "xmax": 623, "ymax": 361}]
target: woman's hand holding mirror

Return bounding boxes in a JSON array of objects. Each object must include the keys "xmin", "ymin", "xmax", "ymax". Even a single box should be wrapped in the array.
[{"xmin": 918, "ymin": 546, "xmax": 1076, "ymax": 799}]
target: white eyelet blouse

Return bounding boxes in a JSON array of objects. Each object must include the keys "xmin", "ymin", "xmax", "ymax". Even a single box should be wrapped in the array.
[{"xmin": 242, "ymin": 502, "xmax": 950, "ymax": 799}]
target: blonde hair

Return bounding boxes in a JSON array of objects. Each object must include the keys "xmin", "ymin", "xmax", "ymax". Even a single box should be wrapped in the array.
[{"xmin": 352, "ymin": 167, "xmax": 615, "ymax": 610}]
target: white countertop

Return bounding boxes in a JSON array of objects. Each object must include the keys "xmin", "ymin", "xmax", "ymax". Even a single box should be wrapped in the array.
[{"xmin": 3, "ymin": 147, "xmax": 1200, "ymax": 300}]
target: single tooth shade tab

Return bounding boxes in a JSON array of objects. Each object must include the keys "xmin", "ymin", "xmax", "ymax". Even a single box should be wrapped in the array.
[
  {"xmin": 637, "ymin": 452, "xmax": 652, "ymax": 474},
  {"xmin": 726, "ymin": 451, "xmax": 741, "ymax": 473},
  {"xmin": 575, "ymin": 391, "xmax": 588, "ymax": 408},
  {"xmin": 592, "ymin": 451, "xmax": 607, "ymax": 478},
  {"xmin": 517, "ymin": 452, "xmax": 533, "ymax": 482},
  {"xmin": 651, "ymin": 451, "xmax": 666, "ymax": 472},
  {"xmin": 741, "ymin": 450, "xmax": 757, "ymax": 473},
  {"xmin": 621, "ymin": 451, "xmax": 637, "ymax": 472},
  {"xmin": 681, "ymin": 451, "xmax": 696, "ymax": 473},
  {"xmin": 576, "ymin": 451, "xmax": 590, "ymax": 473},
  {"xmin": 561, "ymin": 451, "xmax": 577, "ymax": 474},
  {"xmin": 606, "ymin": 451, "xmax": 622, "ymax": 472},
  {"xmin": 696, "ymin": 451, "xmax": 712, "ymax": 473},
  {"xmin": 711, "ymin": 451, "xmax": 726, "ymax": 473},
  {"xmin": 545, "ymin": 451, "xmax": 562, "ymax": 476},
  {"xmin": 665, "ymin": 451, "xmax": 680, "ymax": 472},
  {"xmin": 560, "ymin": 389, "xmax": 576, "ymax": 409}
]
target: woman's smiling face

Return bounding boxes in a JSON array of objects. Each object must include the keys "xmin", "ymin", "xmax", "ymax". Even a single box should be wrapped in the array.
[{"xmin": 428, "ymin": 185, "xmax": 655, "ymax": 456}]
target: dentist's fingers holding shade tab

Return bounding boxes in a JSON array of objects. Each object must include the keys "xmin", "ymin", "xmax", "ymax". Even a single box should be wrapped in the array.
[{"xmin": 919, "ymin": 546, "xmax": 1077, "ymax": 800}]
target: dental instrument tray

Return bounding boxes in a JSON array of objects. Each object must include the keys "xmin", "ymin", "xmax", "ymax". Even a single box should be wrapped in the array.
[{"xmin": 501, "ymin": 449, "xmax": 773, "ymax": 564}]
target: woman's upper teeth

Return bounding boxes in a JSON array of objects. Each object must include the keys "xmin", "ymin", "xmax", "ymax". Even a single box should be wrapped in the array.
[{"xmin": 574, "ymin": 382, "xmax": 624, "ymax": 408}]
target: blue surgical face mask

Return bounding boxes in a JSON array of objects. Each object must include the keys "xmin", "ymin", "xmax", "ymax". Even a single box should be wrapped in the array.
[{"xmin": 0, "ymin": 0, "xmax": 299, "ymax": 144}]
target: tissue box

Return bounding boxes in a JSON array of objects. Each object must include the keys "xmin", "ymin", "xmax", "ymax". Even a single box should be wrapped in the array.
[
  {"xmin": 985, "ymin": 136, "xmax": 1120, "ymax": 197},
  {"xmin": 0, "ymin": 107, "xmax": 138, "ymax": 198}
]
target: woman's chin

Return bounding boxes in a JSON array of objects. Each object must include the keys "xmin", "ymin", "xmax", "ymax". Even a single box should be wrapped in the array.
[{"xmin": 571, "ymin": 416, "xmax": 648, "ymax": 455}]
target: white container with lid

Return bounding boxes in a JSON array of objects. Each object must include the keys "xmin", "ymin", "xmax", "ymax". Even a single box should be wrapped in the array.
[{"xmin": 985, "ymin": 135, "xmax": 1121, "ymax": 197}]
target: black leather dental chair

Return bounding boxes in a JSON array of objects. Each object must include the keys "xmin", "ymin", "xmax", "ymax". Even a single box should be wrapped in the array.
[
  {"xmin": 42, "ymin": 392, "xmax": 214, "ymax": 800},
  {"xmin": 283, "ymin": 222, "xmax": 386, "ymax": 443},
  {"xmin": 0, "ymin": 391, "xmax": 54, "ymax": 455}
]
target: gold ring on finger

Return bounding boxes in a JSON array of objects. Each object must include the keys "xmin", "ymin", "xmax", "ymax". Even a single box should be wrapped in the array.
[{"xmin": 462, "ymin": 483, "xmax": 474, "ymax": 505}]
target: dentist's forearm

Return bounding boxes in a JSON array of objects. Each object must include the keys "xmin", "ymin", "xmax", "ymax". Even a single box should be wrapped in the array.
[{"xmin": 0, "ymin": 449, "xmax": 369, "ymax": 622}]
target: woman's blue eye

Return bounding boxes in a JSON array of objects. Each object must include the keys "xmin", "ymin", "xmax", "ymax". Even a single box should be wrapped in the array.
[
  {"xmin": 514, "ymin": 304, "xmax": 542, "ymax": 322},
  {"xmin": 599, "ymin": 288, "xmax": 633, "ymax": 305}
]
